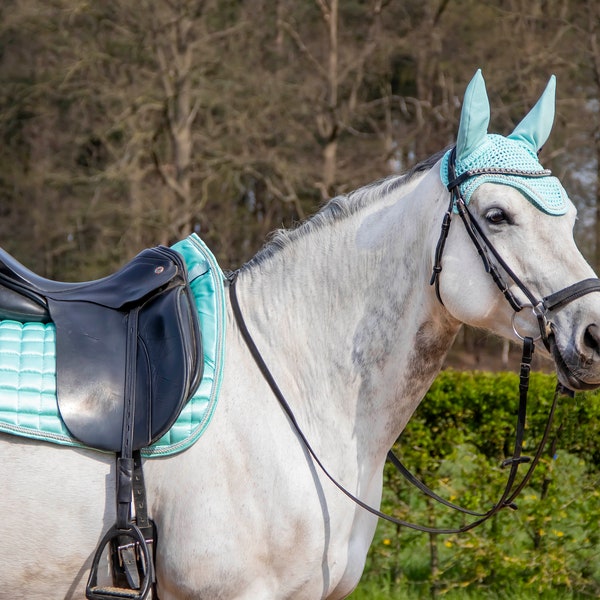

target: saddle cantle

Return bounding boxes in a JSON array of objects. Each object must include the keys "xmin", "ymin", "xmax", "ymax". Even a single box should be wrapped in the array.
[{"xmin": 0, "ymin": 245, "xmax": 203, "ymax": 452}]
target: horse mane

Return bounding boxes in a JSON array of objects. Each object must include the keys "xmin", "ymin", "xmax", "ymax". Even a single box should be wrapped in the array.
[{"xmin": 243, "ymin": 149, "xmax": 446, "ymax": 271}]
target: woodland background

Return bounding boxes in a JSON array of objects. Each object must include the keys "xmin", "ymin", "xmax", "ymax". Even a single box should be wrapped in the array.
[
  {"xmin": 2, "ymin": 0, "xmax": 599, "ymax": 369},
  {"xmin": 1, "ymin": 0, "xmax": 600, "ymax": 280}
]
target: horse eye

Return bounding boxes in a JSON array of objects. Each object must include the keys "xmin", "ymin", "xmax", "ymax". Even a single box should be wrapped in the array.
[{"xmin": 485, "ymin": 208, "xmax": 508, "ymax": 225}]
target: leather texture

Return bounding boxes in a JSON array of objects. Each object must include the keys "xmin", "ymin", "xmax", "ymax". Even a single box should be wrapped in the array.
[
  {"xmin": 0, "ymin": 244, "xmax": 203, "ymax": 452},
  {"xmin": 0, "ymin": 234, "xmax": 226, "ymax": 456}
]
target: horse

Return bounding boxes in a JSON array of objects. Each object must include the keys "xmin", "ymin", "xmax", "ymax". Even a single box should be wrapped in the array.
[{"xmin": 2, "ymin": 69, "xmax": 600, "ymax": 599}]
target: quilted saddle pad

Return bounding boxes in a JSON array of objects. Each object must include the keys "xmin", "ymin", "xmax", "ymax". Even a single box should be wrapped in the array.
[{"xmin": 0, "ymin": 233, "xmax": 226, "ymax": 457}]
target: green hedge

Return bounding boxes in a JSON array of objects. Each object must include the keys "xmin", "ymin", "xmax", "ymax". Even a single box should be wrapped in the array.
[{"xmin": 351, "ymin": 371, "xmax": 600, "ymax": 599}]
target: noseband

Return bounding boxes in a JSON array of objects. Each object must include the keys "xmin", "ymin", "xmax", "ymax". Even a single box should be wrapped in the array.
[{"xmin": 430, "ymin": 146, "xmax": 600, "ymax": 349}]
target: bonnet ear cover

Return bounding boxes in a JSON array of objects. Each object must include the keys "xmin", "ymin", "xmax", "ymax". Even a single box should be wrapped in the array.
[
  {"xmin": 508, "ymin": 75, "xmax": 556, "ymax": 152},
  {"xmin": 455, "ymin": 69, "xmax": 490, "ymax": 162},
  {"xmin": 440, "ymin": 70, "xmax": 568, "ymax": 216}
]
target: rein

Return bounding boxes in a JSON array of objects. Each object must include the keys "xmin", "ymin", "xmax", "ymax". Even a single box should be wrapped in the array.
[
  {"xmin": 230, "ymin": 274, "xmax": 563, "ymax": 534},
  {"xmin": 228, "ymin": 149, "xmax": 600, "ymax": 534}
]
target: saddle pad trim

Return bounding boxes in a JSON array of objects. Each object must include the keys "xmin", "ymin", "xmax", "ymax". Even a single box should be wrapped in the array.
[
  {"xmin": 0, "ymin": 234, "xmax": 226, "ymax": 457},
  {"xmin": 142, "ymin": 234, "xmax": 226, "ymax": 457}
]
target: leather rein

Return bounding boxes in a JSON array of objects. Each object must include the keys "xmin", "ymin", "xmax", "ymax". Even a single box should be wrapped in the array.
[{"xmin": 228, "ymin": 148, "xmax": 600, "ymax": 534}]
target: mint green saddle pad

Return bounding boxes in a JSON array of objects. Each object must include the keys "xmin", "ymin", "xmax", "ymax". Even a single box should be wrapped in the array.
[{"xmin": 0, "ymin": 233, "xmax": 226, "ymax": 457}]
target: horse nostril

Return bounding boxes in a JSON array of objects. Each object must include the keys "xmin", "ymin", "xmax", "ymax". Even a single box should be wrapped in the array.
[{"xmin": 583, "ymin": 324, "xmax": 600, "ymax": 357}]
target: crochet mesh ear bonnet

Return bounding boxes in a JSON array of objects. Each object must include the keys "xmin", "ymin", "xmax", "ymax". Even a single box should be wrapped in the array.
[{"xmin": 440, "ymin": 70, "xmax": 568, "ymax": 216}]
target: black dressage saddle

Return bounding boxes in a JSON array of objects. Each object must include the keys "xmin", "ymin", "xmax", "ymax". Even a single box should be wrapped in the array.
[
  {"xmin": 0, "ymin": 244, "xmax": 204, "ymax": 599},
  {"xmin": 0, "ymin": 245, "xmax": 203, "ymax": 452}
]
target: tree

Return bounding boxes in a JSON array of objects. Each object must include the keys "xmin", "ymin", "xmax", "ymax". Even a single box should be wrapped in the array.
[{"xmin": 1, "ymin": 0, "xmax": 599, "ymax": 278}]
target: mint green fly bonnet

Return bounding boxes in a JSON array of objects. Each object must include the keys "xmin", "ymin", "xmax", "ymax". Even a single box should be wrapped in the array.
[{"xmin": 440, "ymin": 69, "xmax": 568, "ymax": 215}]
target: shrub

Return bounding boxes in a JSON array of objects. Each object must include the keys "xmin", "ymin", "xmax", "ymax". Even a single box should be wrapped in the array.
[{"xmin": 353, "ymin": 371, "xmax": 600, "ymax": 598}]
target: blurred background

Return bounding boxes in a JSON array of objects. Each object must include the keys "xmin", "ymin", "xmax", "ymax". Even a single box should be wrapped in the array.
[
  {"xmin": 0, "ymin": 0, "xmax": 598, "ymax": 366},
  {"xmin": 2, "ymin": 3, "xmax": 600, "ymax": 597}
]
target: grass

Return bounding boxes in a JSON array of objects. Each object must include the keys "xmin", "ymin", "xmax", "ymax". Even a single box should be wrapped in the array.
[{"xmin": 349, "ymin": 582, "xmax": 591, "ymax": 599}]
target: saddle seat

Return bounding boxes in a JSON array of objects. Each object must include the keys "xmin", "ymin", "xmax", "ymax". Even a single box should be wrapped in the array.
[
  {"xmin": 0, "ymin": 245, "xmax": 177, "ymax": 322},
  {"xmin": 0, "ymin": 245, "xmax": 203, "ymax": 453}
]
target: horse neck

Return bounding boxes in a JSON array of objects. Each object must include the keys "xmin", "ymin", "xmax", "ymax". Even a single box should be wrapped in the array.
[{"xmin": 236, "ymin": 173, "xmax": 460, "ymax": 463}]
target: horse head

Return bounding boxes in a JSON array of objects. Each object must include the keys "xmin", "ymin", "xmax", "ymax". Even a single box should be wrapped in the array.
[{"xmin": 434, "ymin": 70, "xmax": 600, "ymax": 391}]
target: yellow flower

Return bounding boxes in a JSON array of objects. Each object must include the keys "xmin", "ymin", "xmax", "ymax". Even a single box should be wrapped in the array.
[
  {"xmin": 444, "ymin": 540, "xmax": 453, "ymax": 548},
  {"xmin": 382, "ymin": 538, "xmax": 392, "ymax": 546}
]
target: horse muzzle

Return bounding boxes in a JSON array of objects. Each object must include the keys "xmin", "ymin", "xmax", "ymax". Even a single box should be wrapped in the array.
[
  {"xmin": 547, "ymin": 324, "xmax": 600, "ymax": 392},
  {"xmin": 512, "ymin": 293, "xmax": 600, "ymax": 392}
]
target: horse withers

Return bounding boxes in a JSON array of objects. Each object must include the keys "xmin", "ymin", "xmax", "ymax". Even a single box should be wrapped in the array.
[{"xmin": 2, "ymin": 70, "xmax": 600, "ymax": 599}]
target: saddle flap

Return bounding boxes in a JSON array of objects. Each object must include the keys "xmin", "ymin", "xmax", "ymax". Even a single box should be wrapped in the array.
[
  {"xmin": 53, "ymin": 301, "xmax": 129, "ymax": 450},
  {"xmin": 48, "ymin": 246, "xmax": 203, "ymax": 452},
  {"xmin": 52, "ymin": 274, "xmax": 203, "ymax": 452}
]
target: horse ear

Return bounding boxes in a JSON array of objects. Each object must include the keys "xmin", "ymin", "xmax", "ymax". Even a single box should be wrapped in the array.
[
  {"xmin": 456, "ymin": 69, "xmax": 490, "ymax": 161},
  {"xmin": 508, "ymin": 75, "xmax": 556, "ymax": 152}
]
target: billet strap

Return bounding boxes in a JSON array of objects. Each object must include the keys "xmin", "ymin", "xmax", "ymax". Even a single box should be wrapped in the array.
[
  {"xmin": 117, "ymin": 306, "xmax": 141, "ymax": 530},
  {"xmin": 229, "ymin": 273, "xmax": 563, "ymax": 534}
]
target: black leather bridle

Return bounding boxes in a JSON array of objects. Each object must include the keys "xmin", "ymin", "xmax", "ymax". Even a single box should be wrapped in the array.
[
  {"xmin": 228, "ymin": 149, "xmax": 600, "ymax": 534},
  {"xmin": 431, "ymin": 146, "xmax": 600, "ymax": 351}
]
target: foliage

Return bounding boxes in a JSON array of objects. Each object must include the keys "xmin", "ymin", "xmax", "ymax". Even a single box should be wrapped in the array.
[
  {"xmin": 352, "ymin": 371, "xmax": 600, "ymax": 598},
  {"xmin": 1, "ymin": 0, "xmax": 600, "ymax": 277}
]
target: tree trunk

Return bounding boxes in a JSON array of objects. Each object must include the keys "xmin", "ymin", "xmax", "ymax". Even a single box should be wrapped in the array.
[
  {"xmin": 317, "ymin": 0, "xmax": 339, "ymax": 198},
  {"xmin": 151, "ymin": 7, "xmax": 199, "ymax": 242},
  {"xmin": 587, "ymin": 0, "xmax": 600, "ymax": 272}
]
